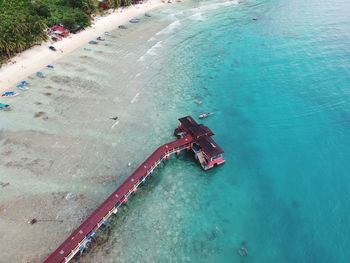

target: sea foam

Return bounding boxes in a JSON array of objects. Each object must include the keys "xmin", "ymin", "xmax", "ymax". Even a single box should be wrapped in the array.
[
  {"xmin": 138, "ymin": 41, "xmax": 163, "ymax": 61},
  {"xmin": 156, "ymin": 20, "xmax": 181, "ymax": 36}
]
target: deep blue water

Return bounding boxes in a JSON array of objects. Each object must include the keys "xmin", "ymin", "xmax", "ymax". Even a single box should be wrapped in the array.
[{"xmin": 87, "ymin": 0, "xmax": 350, "ymax": 262}]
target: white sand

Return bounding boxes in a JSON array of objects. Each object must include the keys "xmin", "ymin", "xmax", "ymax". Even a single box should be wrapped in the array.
[{"xmin": 0, "ymin": 0, "xmax": 164, "ymax": 90}]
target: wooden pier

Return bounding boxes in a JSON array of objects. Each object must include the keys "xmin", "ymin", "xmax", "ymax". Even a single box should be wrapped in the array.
[{"xmin": 44, "ymin": 116, "xmax": 224, "ymax": 263}]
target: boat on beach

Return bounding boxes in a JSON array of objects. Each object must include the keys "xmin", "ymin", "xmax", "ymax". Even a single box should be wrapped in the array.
[
  {"xmin": 2, "ymin": 91, "xmax": 19, "ymax": 97},
  {"xmin": 97, "ymin": 36, "xmax": 106, "ymax": 41},
  {"xmin": 130, "ymin": 18, "xmax": 141, "ymax": 23},
  {"xmin": 0, "ymin": 103, "xmax": 10, "ymax": 111},
  {"xmin": 17, "ymin": 85, "xmax": 29, "ymax": 91},
  {"xmin": 36, "ymin": 71, "xmax": 45, "ymax": 78},
  {"xmin": 16, "ymin": 80, "xmax": 29, "ymax": 90}
]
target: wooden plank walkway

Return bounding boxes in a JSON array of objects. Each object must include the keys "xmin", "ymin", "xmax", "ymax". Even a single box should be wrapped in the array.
[{"xmin": 44, "ymin": 134, "xmax": 193, "ymax": 263}]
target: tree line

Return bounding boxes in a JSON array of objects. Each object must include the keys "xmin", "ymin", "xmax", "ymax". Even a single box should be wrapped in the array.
[{"xmin": 0, "ymin": 0, "xmax": 135, "ymax": 66}]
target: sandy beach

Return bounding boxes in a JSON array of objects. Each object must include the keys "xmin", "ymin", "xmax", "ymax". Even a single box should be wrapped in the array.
[
  {"xmin": 0, "ymin": 0, "xmax": 188, "ymax": 262},
  {"xmin": 0, "ymin": 0, "xmax": 164, "ymax": 90}
]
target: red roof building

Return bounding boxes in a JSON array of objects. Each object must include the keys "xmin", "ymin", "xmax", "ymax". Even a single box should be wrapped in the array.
[
  {"xmin": 50, "ymin": 25, "xmax": 70, "ymax": 38},
  {"xmin": 176, "ymin": 116, "xmax": 225, "ymax": 170}
]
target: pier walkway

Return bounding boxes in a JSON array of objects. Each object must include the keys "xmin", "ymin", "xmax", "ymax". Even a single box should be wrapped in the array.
[
  {"xmin": 44, "ymin": 116, "xmax": 224, "ymax": 263},
  {"xmin": 44, "ymin": 135, "xmax": 192, "ymax": 263}
]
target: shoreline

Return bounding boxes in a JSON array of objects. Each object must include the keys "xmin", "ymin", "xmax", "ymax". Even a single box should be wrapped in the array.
[
  {"xmin": 0, "ymin": 0, "xmax": 165, "ymax": 90},
  {"xmin": 0, "ymin": 2, "xmax": 186, "ymax": 260}
]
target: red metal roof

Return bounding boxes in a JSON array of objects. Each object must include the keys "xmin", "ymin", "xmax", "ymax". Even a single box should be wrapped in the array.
[
  {"xmin": 178, "ymin": 116, "xmax": 214, "ymax": 139},
  {"xmin": 188, "ymin": 124, "xmax": 214, "ymax": 139},
  {"xmin": 178, "ymin": 116, "xmax": 197, "ymax": 128},
  {"xmin": 50, "ymin": 25, "xmax": 68, "ymax": 33},
  {"xmin": 50, "ymin": 25, "xmax": 69, "ymax": 37},
  {"xmin": 99, "ymin": 2, "xmax": 109, "ymax": 9},
  {"xmin": 197, "ymin": 136, "xmax": 224, "ymax": 158}
]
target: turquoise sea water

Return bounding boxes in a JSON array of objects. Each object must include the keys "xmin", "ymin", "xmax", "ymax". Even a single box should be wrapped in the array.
[{"xmin": 82, "ymin": 0, "xmax": 350, "ymax": 262}]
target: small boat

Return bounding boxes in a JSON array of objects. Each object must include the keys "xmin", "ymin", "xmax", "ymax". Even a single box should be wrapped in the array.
[
  {"xmin": 97, "ymin": 36, "xmax": 106, "ymax": 41},
  {"xmin": 49, "ymin": 45, "xmax": 57, "ymax": 51},
  {"xmin": 0, "ymin": 103, "xmax": 10, "ymax": 111},
  {"xmin": 199, "ymin": 112, "xmax": 212, "ymax": 119},
  {"xmin": 88, "ymin": 40, "xmax": 98, "ymax": 45},
  {"xmin": 2, "ymin": 91, "xmax": 19, "ymax": 97},
  {"xmin": 36, "ymin": 71, "xmax": 45, "ymax": 78},
  {"xmin": 47, "ymin": 64, "xmax": 54, "ymax": 69},
  {"xmin": 17, "ymin": 80, "xmax": 29, "ymax": 87},
  {"xmin": 129, "ymin": 18, "xmax": 140, "ymax": 23},
  {"xmin": 17, "ymin": 84, "xmax": 28, "ymax": 91}
]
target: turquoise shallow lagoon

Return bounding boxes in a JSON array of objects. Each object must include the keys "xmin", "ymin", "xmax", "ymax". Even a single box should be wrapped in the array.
[{"xmin": 82, "ymin": 0, "xmax": 350, "ymax": 262}]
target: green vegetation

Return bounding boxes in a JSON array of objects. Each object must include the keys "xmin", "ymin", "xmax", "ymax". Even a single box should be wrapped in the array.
[
  {"xmin": 0, "ymin": 0, "xmax": 135, "ymax": 66},
  {"xmin": 0, "ymin": 0, "xmax": 47, "ymax": 65}
]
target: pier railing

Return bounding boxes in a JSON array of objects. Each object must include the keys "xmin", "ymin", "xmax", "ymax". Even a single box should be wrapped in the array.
[{"xmin": 44, "ymin": 135, "xmax": 193, "ymax": 263}]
